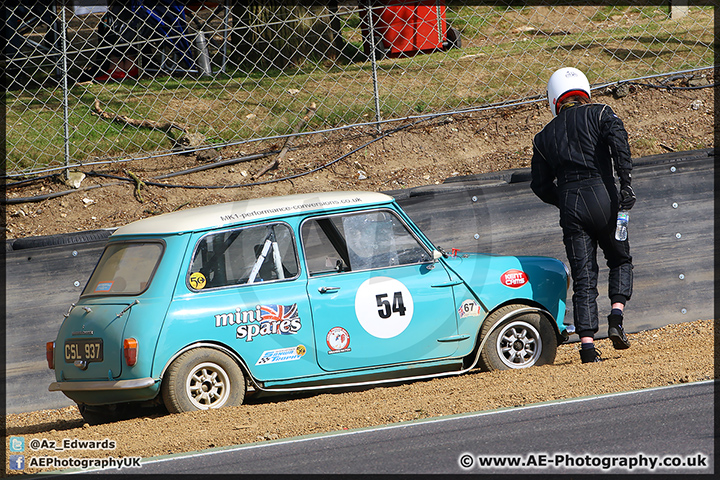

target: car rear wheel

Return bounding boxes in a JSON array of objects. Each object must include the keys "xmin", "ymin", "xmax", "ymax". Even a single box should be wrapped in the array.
[
  {"xmin": 162, "ymin": 348, "xmax": 245, "ymax": 413},
  {"xmin": 478, "ymin": 304, "xmax": 557, "ymax": 371}
]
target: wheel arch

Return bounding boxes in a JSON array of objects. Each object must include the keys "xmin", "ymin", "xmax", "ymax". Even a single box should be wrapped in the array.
[
  {"xmin": 464, "ymin": 300, "xmax": 561, "ymax": 369},
  {"xmin": 158, "ymin": 341, "xmax": 260, "ymax": 390},
  {"xmin": 485, "ymin": 299, "xmax": 565, "ymax": 343}
]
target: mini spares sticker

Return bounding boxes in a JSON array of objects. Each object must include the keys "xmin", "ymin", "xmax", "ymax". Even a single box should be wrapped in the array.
[
  {"xmin": 501, "ymin": 269, "xmax": 528, "ymax": 288},
  {"xmin": 214, "ymin": 304, "xmax": 302, "ymax": 342}
]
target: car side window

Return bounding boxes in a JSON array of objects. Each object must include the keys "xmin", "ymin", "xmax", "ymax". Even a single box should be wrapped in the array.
[
  {"xmin": 188, "ymin": 223, "xmax": 298, "ymax": 290},
  {"xmin": 301, "ymin": 210, "xmax": 430, "ymax": 276}
]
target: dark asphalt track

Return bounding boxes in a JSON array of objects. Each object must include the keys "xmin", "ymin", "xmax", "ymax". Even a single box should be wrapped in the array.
[
  {"xmin": 5, "ymin": 148, "xmax": 714, "ymax": 413},
  {"xmin": 87, "ymin": 381, "xmax": 714, "ymax": 475}
]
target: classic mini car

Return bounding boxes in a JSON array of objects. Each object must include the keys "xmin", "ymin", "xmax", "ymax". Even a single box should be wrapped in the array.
[{"xmin": 48, "ymin": 191, "xmax": 569, "ymax": 422}]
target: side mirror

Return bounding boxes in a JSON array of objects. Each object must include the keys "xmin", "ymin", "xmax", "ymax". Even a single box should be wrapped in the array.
[
  {"xmin": 335, "ymin": 258, "xmax": 348, "ymax": 273},
  {"xmin": 432, "ymin": 250, "xmax": 442, "ymax": 262}
]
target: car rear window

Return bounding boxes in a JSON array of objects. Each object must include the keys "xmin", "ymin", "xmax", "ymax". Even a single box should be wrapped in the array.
[{"xmin": 82, "ymin": 242, "xmax": 164, "ymax": 296}]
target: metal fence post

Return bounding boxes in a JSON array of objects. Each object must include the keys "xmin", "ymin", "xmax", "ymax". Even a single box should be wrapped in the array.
[
  {"xmin": 60, "ymin": 1, "xmax": 71, "ymax": 179},
  {"xmin": 220, "ymin": 0, "xmax": 230, "ymax": 73},
  {"xmin": 367, "ymin": 1, "xmax": 382, "ymax": 134},
  {"xmin": 435, "ymin": 1, "xmax": 443, "ymax": 45}
]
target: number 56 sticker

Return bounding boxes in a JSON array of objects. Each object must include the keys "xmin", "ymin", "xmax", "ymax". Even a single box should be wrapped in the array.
[{"xmin": 355, "ymin": 277, "xmax": 414, "ymax": 338}]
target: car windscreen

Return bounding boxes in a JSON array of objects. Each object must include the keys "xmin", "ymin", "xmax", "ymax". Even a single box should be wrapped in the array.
[{"xmin": 82, "ymin": 242, "xmax": 164, "ymax": 296}]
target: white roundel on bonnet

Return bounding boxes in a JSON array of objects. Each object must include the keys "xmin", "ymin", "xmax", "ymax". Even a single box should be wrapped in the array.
[{"xmin": 547, "ymin": 67, "xmax": 591, "ymax": 117}]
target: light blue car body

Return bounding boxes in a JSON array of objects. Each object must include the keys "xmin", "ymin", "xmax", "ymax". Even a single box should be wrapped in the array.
[{"xmin": 50, "ymin": 191, "xmax": 568, "ymax": 407}]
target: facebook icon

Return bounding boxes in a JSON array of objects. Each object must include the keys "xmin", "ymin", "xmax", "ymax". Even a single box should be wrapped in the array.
[{"xmin": 9, "ymin": 455, "xmax": 25, "ymax": 471}]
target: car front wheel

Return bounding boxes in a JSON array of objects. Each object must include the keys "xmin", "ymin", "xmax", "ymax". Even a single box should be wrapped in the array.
[
  {"xmin": 162, "ymin": 348, "xmax": 245, "ymax": 413},
  {"xmin": 478, "ymin": 304, "xmax": 557, "ymax": 371}
]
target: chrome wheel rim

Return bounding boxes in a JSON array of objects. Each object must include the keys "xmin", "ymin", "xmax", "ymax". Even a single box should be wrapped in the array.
[
  {"xmin": 495, "ymin": 320, "xmax": 542, "ymax": 369},
  {"xmin": 186, "ymin": 362, "xmax": 231, "ymax": 409}
]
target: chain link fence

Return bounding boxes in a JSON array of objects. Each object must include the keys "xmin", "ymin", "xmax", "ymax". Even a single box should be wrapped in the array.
[{"xmin": 4, "ymin": 1, "xmax": 714, "ymax": 179}]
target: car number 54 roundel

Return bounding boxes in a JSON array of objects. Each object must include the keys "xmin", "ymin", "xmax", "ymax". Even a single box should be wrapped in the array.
[{"xmin": 354, "ymin": 277, "xmax": 414, "ymax": 338}]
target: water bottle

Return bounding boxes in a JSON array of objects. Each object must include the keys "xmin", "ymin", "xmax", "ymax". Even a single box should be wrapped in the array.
[{"xmin": 615, "ymin": 211, "xmax": 629, "ymax": 241}]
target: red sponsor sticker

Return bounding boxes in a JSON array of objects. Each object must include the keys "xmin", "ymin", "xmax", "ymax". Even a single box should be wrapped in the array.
[
  {"xmin": 327, "ymin": 326, "xmax": 351, "ymax": 352},
  {"xmin": 501, "ymin": 269, "xmax": 528, "ymax": 288}
]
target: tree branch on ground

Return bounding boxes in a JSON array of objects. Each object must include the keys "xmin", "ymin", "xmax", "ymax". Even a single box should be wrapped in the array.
[
  {"xmin": 255, "ymin": 102, "xmax": 317, "ymax": 179},
  {"xmin": 92, "ymin": 99, "xmax": 188, "ymax": 136}
]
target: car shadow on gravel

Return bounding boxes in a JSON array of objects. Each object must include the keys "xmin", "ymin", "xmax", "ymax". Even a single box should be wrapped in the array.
[{"xmin": 6, "ymin": 419, "xmax": 88, "ymax": 436}]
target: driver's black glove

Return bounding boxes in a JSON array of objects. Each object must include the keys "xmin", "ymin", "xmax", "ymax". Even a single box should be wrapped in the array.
[
  {"xmin": 618, "ymin": 169, "xmax": 636, "ymax": 210},
  {"xmin": 619, "ymin": 184, "xmax": 636, "ymax": 210}
]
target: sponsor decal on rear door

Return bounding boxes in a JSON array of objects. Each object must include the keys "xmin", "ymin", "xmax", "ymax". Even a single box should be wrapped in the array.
[{"xmin": 213, "ymin": 304, "xmax": 302, "ymax": 341}]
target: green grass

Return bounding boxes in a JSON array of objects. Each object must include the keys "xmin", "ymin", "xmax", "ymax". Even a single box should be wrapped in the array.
[{"xmin": 5, "ymin": 5, "xmax": 714, "ymax": 175}]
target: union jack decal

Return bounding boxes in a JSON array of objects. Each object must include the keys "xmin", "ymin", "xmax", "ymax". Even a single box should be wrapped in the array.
[{"xmin": 260, "ymin": 304, "xmax": 299, "ymax": 333}]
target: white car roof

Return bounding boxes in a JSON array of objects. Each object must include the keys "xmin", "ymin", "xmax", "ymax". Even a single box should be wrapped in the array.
[{"xmin": 112, "ymin": 191, "xmax": 394, "ymax": 236}]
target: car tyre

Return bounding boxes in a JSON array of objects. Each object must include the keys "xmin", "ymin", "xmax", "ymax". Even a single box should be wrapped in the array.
[
  {"xmin": 478, "ymin": 304, "xmax": 557, "ymax": 371},
  {"xmin": 11, "ymin": 229, "xmax": 113, "ymax": 250},
  {"xmin": 162, "ymin": 348, "xmax": 245, "ymax": 413}
]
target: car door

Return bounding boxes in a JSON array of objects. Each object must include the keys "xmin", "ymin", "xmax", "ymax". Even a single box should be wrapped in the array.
[
  {"xmin": 301, "ymin": 209, "xmax": 459, "ymax": 372},
  {"xmin": 160, "ymin": 222, "xmax": 320, "ymax": 381}
]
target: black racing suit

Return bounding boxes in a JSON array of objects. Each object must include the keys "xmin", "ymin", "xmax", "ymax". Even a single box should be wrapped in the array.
[{"xmin": 530, "ymin": 102, "xmax": 633, "ymax": 339}]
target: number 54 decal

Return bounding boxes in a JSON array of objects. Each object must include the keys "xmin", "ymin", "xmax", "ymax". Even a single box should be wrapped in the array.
[
  {"xmin": 355, "ymin": 277, "xmax": 414, "ymax": 338},
  {"xmin": 376, "ymin": 292, "xmax": 407, "ymax": 318}
]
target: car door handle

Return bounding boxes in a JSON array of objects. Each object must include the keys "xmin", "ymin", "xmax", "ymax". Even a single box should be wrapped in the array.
[
  {"xmin": 431, "ymin": 281, "xmax": 463, "ymax": 288},
  {"xmin": 318, "ymin": 286, "xmax": 340, "ymax": 294}
]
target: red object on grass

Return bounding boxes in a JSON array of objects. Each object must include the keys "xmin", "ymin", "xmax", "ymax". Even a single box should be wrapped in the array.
[
  {"xmin": 95, "ymin": 61, "xmax": 139, "ymax": 82},
  {"xmin": 363, "ymin": 1, "xmax": 456, "ymax": 57}
]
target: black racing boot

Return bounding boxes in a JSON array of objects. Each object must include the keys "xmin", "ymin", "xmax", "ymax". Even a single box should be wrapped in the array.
[
  {"xmin": 608, "ymin": 314, "xmax": 631, "ymax": 350},
  {"xmin": 580, "ymin": 346, "xmax": 603, "ymax": 363}
]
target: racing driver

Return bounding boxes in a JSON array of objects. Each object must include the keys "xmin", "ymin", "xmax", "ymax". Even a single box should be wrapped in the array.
[{"xmin": 530, "ymin": 67, "xmax": 636, "ymax": 363}]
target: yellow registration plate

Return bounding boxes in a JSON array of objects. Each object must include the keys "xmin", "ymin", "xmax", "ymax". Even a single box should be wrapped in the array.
[{"xmin": 64, "ymin": 338, "xmax": 104, "ymax": 363}]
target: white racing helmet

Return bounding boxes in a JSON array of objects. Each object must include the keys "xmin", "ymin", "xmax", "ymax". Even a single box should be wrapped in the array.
[{"xmin": 547, "ymin": 67, "xmax": 591, "ymax": 117}]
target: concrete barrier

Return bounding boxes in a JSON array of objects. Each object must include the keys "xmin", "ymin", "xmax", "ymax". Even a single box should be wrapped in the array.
[{"xmin": 5, "ymin": 149, "xmax": 713, "ymax": 414}]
